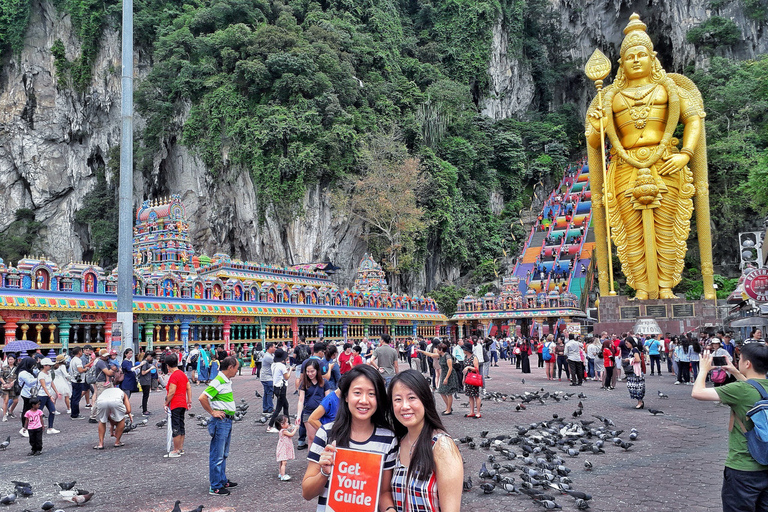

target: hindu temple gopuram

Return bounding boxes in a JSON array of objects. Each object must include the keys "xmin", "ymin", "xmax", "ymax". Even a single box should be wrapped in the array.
[{"xmin": 0, "ymin": 195, "xmax": 447, "ymax": 353}]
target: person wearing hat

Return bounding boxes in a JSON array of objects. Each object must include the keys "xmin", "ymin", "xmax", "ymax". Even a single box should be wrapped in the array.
[
  {"xmin": 89, "ymin": 349, "xmax": 115, "ymax": 424},
  {"xmin": 37, "ymin": 358, "xmax": 60, "ymax": 434},
  {"xmin": 266, "ymin": 349, "xmax": 295, "ymax": 433},
  {"xmin": 461, "ymin": 342, "xmax": 482, "ymax": 418},
  {"xmin": 52, "ymin": 353, "xmax": 72, "ymax": 415}
]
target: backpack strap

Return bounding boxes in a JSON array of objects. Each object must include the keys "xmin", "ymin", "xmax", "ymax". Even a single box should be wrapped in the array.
[{"xmin": 746, "ymin": 379, "xmax": 768, "ymax": 401}]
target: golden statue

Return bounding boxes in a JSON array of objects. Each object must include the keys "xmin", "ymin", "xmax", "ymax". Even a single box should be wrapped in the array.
[{"xmin": 585, "ymin": 13, "xmax": 716, "ymax": 300}]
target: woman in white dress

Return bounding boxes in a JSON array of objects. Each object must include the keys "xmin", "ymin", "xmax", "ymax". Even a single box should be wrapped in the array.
[{"xmin": 52, "ymin": 354, "xmax": 72, "ymax": 414}]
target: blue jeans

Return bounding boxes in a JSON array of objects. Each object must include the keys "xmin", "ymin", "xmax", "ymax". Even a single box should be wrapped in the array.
[
  {"xmin": 208, "ymin": 416, "xmax": 233, "ymax": 490},
  {"xmin": 261, "ymin": 381, "xmax": 274, "ymax": 412},
  {"xmin": 587, "ymin": 358, "xmax": 595, "ymax": 378},
  {"xmin": 38, "ymin": 395, "xmax": 56, "ymax": 428}
]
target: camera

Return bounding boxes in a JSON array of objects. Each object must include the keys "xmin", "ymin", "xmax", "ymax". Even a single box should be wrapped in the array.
[{"xmin": 712, "ymin": 356, "xmax": 727, "ymax": 367}]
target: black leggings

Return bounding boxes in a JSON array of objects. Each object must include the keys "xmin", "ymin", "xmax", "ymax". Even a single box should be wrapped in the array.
[
  {"xmin": 141, "ymin": 386, "xmax": 151, "ymax": 414},
  {"xmin": 20, "ymin": 396, "xmax": 31, "ymax": 428},
  {"xmin": 679, "ymin": 362, "xmax": 691, "ymax": 383},
  {"xmin": 603, "ymin": 366, "xmax": 614, "ymax": 388},
  {"xmin": 268, "ymin": 386, "xmax": 289, "ymax": 428}
]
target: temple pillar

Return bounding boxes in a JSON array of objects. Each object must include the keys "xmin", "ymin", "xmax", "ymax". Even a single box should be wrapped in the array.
[
  {"xmin": 259, "ymin": 321, "xmax": 266, "ymax": 343},
  {"xmin": 180, "ymin": 320, "xmax": 190, "ymax": 352},
  {"xmin": 290, "ymin": 318, "xmax": 298, "ymax": 347},
  {"xmin": 145, "ymin": 322, "xmax": 155, "ymax": 351},
  {"xmin": 104, "ymin": 324, "xmax": 112, "ymax": 350},
  {"xmin": 58, "ymin": 320, "xmax": 71, "ymax": 352},
  {"xmin": 3, "ymin": 319, "xmax": 18, "ymax": 345},
  {"xmin": 318, "ymin": 320, "xmax": 324, "ymax": 340},
  {"xmin": 174, "ymin": 325, "xmax": 179, "ymax": 343},
  {"xmin": 20, "ymin": 323, "xmax": 29, "ymax": 340},
  {"xmin": 363, "ymin": 322, "xmax": 369, "ymax": 339},
  {"xmin": 223, "ymin": 318, "xmax": 232, "ymax": 352},
  {"xmin": 435, "ymin": 324, "xmax": 440, "ymax": 338},
  {"xmin": 155, "ymin": 325, "xmax": 161, "ymax": 345},
  {"xmin": 164, "ymin": 325, "xmax": 170, "ymax": 344},
  {"xmin": 342, "ymin": 320, "xmax": 348, "ymax": 343}
]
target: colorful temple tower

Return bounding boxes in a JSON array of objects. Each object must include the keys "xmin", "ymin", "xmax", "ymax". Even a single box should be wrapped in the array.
[{"xmin": 133, "ymin": 195, "xmax": 194, "ymax": 275}]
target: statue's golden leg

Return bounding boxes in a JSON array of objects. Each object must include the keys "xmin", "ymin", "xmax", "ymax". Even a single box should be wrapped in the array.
[
  {"xmin": 641, "ymin": 209, "xmax": 660, "ymax": 299},
  {"xmin": 615, "ymin": 192, "xmax": 648, "ymax": 294},
  {"xmin": 589, "ymin": 153, "xmax": 610, "ymax": 296}
]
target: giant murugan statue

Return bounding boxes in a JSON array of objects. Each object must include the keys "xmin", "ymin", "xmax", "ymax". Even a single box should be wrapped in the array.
[{"xmin": 585, "ymin": 13, "xmax": 716, "ymax": 300}]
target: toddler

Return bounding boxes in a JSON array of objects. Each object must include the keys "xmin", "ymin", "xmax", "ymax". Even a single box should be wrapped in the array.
[
  {"xmin": 275, "ymin": 414, "xmax": 298, "ymax": 481},
  {"xmin": 23, "ymin": 398, "xmax": 43, "ymax": 456}
]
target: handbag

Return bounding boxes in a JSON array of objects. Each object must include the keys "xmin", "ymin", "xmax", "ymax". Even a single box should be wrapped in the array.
[
  {"xmin": 465, "ymin": 370, "xmax": 483, "ymax": 387},
  {"xmin": 711, "ymin": 368, "xmax": 728, "ymax": 384}
]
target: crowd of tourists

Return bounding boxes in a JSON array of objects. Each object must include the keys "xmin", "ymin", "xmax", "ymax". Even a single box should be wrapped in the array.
[{"xmin": 0, "ymin": 327, "xmax": 766, "ymax": 511}]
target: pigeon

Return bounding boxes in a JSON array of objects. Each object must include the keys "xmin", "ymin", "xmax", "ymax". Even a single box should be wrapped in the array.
[
  {"xmin": 576, "ymin": 498, "xmax": 591, "ymax": 509},
  {"xmin": 577, "ymin": 393, "xmax": 587, "ymax": 399},
  {"xmin": 0, "ymin": 436, "xmax": 9, "ymax": 450},
  {"xmin": 565, "ymin": 490, "xmax": 592, "ymax": 500},
  {"xmin": 41, "ymin": 502, "xmax": 55, "ymax": 511},
  {"xmin": 185, "ymin": 507, "xmax": 204, "ymax": 512},
  {"xmin": 463, "ymin": 476, "xmax": 473, "ymax": 492},
  {"xmin": 480, "ymin": 430, "xmax": 489, "ymax": 438},
  {"xmin": 583, "ymin": 460, "xmax": 593, "ymax": 470},
  {"xmin": 521, "ymin": 379, "xmax": 525, "ymax": 384},
  {"xmin": 480, "ymin": 483, "xmax": 496, "ymax": 494},
  {"xmin": 658, "ymin": 390, "xmax": 669, "ymax": 399},
  {"xmin": 629, "ymin": 432, "xmax": 638, "ymax": 440},
  {"xmin": 14, "ymin": 485, "xmax": 32, "ymax": 497},
  {"xmin": 188, "ymin": 412, "xmax": 196, "ymax": 418},
  {"xmin": 619, "ymin": 441, "xmax": 634, "ymax": 451},
  {"xmin": 0, "ymin": 493, "xmax": 16, "ymax": 505},
  {"xmin": 57, "ymin": 481, "xmax": 77, "ymax": 491},
  {"xmin": 10, "ymin": 481, "xmax": 30, "ymax": 488},
  {"xmin": 648, "ymin": 409, "xmax": 664, "ymax": 415},
  {"xmin": 535, "ymin": 500, "xmax": 562, "ymax": 509},
  {"xmin": 156, "ymin": 419, "xmax": 168, "ymax": 428},
  {"xmin": 171, "ymin": 501, "xmax": 182, "ymax": 512},
  {"xmin": 63, "ymin": 491, "xmax": 94, "ymax": 506}
]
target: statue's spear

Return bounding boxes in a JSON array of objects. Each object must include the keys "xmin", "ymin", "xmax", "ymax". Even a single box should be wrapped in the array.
[{"xmin": 585, "ymin": 49, "xmax": 616, "ymax": 296}]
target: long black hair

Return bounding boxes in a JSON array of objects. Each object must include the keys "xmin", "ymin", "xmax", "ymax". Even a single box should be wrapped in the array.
[
  {"xmin": 328, "ymin": 364, "xmax": 390, "ymax": 448},
  {"xmin": 387, "ymin": 370, "xmax": 446, "ymax": 482}
]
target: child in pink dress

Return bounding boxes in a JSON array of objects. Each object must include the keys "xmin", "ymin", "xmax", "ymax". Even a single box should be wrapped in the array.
[
  {"xmin": 24, "ymin": 398, "xmax": 44, "ymax": 456},
  {"xmin": 275, "ymin": 414, "xmax": 298, "ymax": 481}
]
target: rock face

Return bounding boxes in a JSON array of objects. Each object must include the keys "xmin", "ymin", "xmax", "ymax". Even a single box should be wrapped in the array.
[
  {"xmin": 480, "ymin": 15, "xmax": 535, "ymax": 119},
  {"xmin": 0, "ymin": 0, "xmax": 764, "ymax": 293}
]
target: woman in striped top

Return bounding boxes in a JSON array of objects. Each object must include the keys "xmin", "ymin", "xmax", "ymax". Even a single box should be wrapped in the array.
[
  {"xmin": 386, "ymin": 370, "xmax": 463, "ymax": 512},
  {"xmin": 302, "ymin": 365, "xmax": 398, "ymax": 512}
]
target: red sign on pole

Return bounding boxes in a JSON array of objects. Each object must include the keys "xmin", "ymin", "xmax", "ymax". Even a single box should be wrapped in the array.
[
  {"xmin": 326, "ymin": 448, "xmax": 384, "ymax": 512},
  {"xmin": 744, "ymin": 268, "xmax": 768, "ymax": 302}
]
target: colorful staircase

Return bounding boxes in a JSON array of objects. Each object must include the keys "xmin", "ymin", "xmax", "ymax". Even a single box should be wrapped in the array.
[{"xmin": 512, "ymin": 163, "xmax": 596, "ymax": 304}]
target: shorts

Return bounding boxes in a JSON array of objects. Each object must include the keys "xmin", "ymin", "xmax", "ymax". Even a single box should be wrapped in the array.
[
  {"xmin": 1, "ymin": 387, "xmax": 17, "ymax": 399},
  {"xmin": 97, "ymin": 399, "xmax": 126, "ymax": 424},
  {"xmin": 171, "ymin": 407, "xmax": 186, "ymax": 437}
]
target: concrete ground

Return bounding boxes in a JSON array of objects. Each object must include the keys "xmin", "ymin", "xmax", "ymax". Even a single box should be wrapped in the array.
[{"xmin": 0, "ymin": 359, "xmax": 728, "ymax": 512}]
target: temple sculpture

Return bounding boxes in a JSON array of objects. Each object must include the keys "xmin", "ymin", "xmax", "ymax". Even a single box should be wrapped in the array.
[{"xmin": 585, "ymin": 13, "xmax": 716, "ymax": 300}]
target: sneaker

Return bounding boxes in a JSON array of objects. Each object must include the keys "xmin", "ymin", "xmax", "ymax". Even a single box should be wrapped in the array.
[
  {"xmin": 19, "ymin": 428, "xmax": 28, "ymax": 437},
  {"xmin": 209, "ymin": 487, "xmax": 230, "ymax": 496},
  {"xmin": 85, "ymin": 403, "xmax": 92, "ymax": 408},
  {"xmin": 66, "ymin": 409, "xmax": 71, "ymax": 414},
  {"xmin": 71, "ymin": 415, "xmax": 86, "ymax": 420},
  {"xmin": 225, "ymin": 481, "xmax": 238, "ymax": 488},
  {"xmin": 674, "ymin": 381, "xmax": 680, "ymax": 385},
  {"xmin": 8, "ymin": 412, "xmax": 16, "ymax": 418},
  {"xmin": 47, "ymin": 428, "xmax": 60, "ymax": 434},
  {"xmin": 2, "ymin": 414, "xmax": 7, "ymax": 422},
  {"xmin": 88, "ymin": 419, "xmax": 98, "ymax": 424},
  {"xmin": 279, "ymin": 474, "xmax": 292, "ymax": 481},
  {"xmin": 54, "ymin": 410, "xmax": 61, "ymax": 415},
  {"xmin": 266, "ymin": 427, "xmax": 279, "ymax": 433},
  {"xmin": 297, "ymin": 443, "xmax": 308, "ymax": 450},
  {"xmin": 164, "ymin": 451, "xmax": 182, "ymax": 458},
  {"xmin": 143, "ymin": 411, "xmax": 152, "ymax": 416}
]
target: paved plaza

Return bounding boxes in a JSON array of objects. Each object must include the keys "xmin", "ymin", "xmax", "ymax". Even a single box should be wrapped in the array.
[{"xmin": 0, "ymin": 361, "xmax": 728, "ymax": 512}]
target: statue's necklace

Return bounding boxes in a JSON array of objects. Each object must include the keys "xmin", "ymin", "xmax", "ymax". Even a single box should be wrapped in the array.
[{"xmin": 619, "ymin": 84, "xmax": 659, "ymax": 129}]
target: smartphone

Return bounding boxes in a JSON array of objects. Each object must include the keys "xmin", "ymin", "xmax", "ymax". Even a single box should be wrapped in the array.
[{"xmin": 712, "ymin": 356, "xmax": 727, "ymax": 367}]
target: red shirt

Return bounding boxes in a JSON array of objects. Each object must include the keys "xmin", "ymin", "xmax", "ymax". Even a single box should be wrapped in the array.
[
  {"xmin": 166, "ymin": 370, "xmax": 189, "ymax": 410},
  {"xmin": 602, "ymin": 347, "xmax": 614, "ymax": 367},
  {"xmin": 338, "ymin": 352, "xmax": 354, "ymax": 374}
]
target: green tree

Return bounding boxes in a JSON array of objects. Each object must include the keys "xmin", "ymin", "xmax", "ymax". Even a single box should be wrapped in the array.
[{"xmin": 0, "ymin": 208, "xmax": 44, "ymax": 264}]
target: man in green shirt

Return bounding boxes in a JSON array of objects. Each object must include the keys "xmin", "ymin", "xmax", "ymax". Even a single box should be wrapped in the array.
[
  {"xmin": 199, "ymin": 356, "xmax": 239, "ymax": 496},
  {"xmin": 692, "ymin": 343, "xmax": 768, "ymax": 511}
]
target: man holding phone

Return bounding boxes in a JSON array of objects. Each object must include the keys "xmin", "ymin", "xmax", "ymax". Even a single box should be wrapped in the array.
[{"xmin": 692, "ymin": 343, "xmax": 768, "ymax": 512}]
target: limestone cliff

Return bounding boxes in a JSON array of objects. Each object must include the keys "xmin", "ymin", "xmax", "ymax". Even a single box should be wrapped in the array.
[{"xmin": 0, "ymin": 0, "xmax": 764, "ymax": 293}]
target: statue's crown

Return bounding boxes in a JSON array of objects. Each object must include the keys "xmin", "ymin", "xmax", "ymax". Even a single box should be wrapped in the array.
[{"xmin": 621, "ymin": 13, "xmax": 654, "ymax": 57}]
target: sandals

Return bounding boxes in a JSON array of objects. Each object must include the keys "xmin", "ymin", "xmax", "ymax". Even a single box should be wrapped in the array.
[
  {"xmin": 464, "ymin": 413, "xmax": 476, "ymax": 418},
  {"xmin": 474, "ymin": 413, "xmax": 482, "ymax": 419},
  {"xmin": 93, "ymin": 445, "xmax": 104, "ymax": 450},
  {"xmin": 114, "ymin": 442, "xmax": 125, "ymax": 447},
  {"xmin": 442, "ymin": 410, "xmax": 453, "ymax": 416}
]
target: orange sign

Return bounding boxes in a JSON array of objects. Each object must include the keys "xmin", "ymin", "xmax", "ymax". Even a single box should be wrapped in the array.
[{"xmin": 326, "ymin": 447, "xmax": 384, "ymax": 512}]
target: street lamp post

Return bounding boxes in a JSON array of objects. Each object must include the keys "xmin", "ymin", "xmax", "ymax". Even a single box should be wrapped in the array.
[{"xmin": 117, "ymin": 0, "xmax": 135, "ymax": 355}]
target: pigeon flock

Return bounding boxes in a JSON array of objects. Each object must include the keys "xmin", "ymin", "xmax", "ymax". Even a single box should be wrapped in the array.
[{"xmin": 457, "ymin": 385, "xmax": 656, "ymax": 510}]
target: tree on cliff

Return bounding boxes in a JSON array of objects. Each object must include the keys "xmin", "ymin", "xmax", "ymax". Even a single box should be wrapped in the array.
[{"xmin": 332, "ymin": 131, "xmax": 426, "ymax": 293}]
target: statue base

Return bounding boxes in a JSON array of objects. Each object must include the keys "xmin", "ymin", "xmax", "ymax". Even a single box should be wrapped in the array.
[{"xmin": 595, "ymin": 295, "xmax": 720, "ymax": 335}]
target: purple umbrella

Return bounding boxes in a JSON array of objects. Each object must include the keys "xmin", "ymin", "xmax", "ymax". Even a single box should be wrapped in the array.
[{"xmin": 2, "ymin": 339, "xmax": 40, "ymax": 352}]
